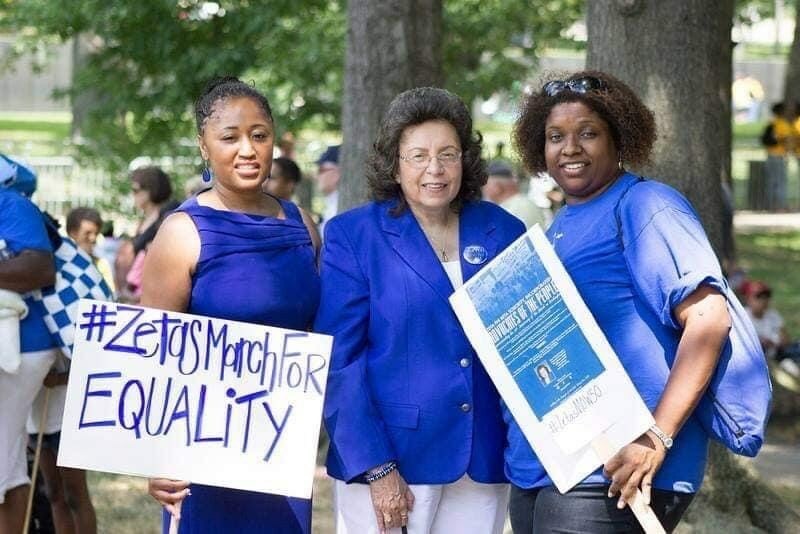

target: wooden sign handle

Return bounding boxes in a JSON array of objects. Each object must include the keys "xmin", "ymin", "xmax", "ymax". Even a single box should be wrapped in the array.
[
  {"xmin": 168, "ymin": 501, "xmax": 182, "ymax": 534},
  {"xmin": 591, "ymin": 435, "xmax": 666, "ymax": 534}
]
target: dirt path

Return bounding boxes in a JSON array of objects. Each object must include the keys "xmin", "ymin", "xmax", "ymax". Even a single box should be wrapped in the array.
[{"xmin": 748, "ymin": 442, "xmax": 800, "ymax": 488}]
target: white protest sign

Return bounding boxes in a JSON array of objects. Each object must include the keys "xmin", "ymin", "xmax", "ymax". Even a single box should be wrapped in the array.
[
  {"xmin": 57, "ymin": 299, "xmax": 332, "ymax": 499},
  {"xmin": 450, "ymin": 225, "xmax": 655, "ymax": 493}
]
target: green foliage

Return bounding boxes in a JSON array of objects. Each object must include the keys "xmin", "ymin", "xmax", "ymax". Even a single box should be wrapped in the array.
[
  {"xmin": 443, "ymin": 0, "xmax": 583, "ymax": 105},
  {"xmin": 1, "ymin": 0, "xmax": 582, "ymax": 171},
  {"xmin": 2, "ymin": 0, "xmax": 346, "ymax": 170}
]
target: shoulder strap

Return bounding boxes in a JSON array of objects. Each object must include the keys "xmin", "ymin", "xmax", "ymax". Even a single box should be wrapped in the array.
[
  {"xmin": 614, "ymin": 175, "xmax": 646, "ymax": 249},
  {"xmin": 279, "ymin": 198, "xmax": 304, "ymax": 223}
]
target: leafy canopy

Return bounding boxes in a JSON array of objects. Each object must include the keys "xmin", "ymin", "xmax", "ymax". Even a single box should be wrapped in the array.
[{"xmin": 1, "ymin": 0, "xmax": 582, "ymax": 170}]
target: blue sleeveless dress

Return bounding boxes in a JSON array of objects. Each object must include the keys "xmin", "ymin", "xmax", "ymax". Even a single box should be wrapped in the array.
[{"xmin": 162, "ymin": 195, "xmax": 320, "ymax": 534}]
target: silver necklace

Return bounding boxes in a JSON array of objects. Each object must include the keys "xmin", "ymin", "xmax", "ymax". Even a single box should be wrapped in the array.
[{"xmin": 422, "ymin": 215, "xmax": 452, "ymax": 262}]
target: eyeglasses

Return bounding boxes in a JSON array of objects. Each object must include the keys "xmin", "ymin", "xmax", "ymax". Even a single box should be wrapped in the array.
[
  {"xmin": 399, "ymin": 150, "xmax": 462, "ymax": 169},
  {"xmin": 542, "ymin": 76, "xmax": 607, "ymax": 97}
]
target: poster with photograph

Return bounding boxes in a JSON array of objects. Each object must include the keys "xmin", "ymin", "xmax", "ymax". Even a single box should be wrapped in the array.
[{"xmin": 450, "ymin": 225, "xmax": 654, "ymax": 492}]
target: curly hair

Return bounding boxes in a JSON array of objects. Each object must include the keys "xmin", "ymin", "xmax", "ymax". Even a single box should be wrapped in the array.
[
  {"xmin": 366, "ymin": 87, "xmax": 485, "ymax": 214},
  {"xmin": 194, "ymin": 76, "xmax": 273, "ymax": 135},
  {"xmin": 513, "ymin": 70, "xmax": 656, "ymax": 174}
]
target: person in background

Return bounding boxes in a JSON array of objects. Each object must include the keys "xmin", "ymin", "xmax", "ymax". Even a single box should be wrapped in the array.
[
  {"xmin": 114, "ymin": 166, "xmax": 177, "ymax": 303},
  {"xmin": 65, "ymin": 207, "xmax": 115, "ymax": 294},
  {"xmin": 741, "ymin": 279, "xmax": 800, "ymax": 376},
  {"xmin": 509, "ymin": 70, "xmax": 732, "ymax": 532},
  {"xmin": 0, "ymin": 158, "xmax": 58, "ymax": 534},
  {"xmin": 145, "ymin": 76, "xmax": 320, "ymax": 534},
  {"xmin": 183, "ymin": 176, "xmax": 210, "ymax": 198},
  {"xmin": 762, "ymin": 102, "xmax": 793, "ymax": 211},
  {"xmin": 26, "ymin": 354, "xmax": 97, "ymax": 534},
  {"xmin": 315, "ymin": 144, "xmax": 341, "ymax": 238},
  {"xmin": 93, "ymin": 220, "xmax": 121, "ymax": 287},
  {"xmin": 264, "ymin": 156, "xmax": 302, "ymax": 201},
  {"xmin": 482, "ymin": 160, "xmax": 550, "ymax": 229},
  {"xmin": 315, "ymin": 87, "xmax": 525, "ymax": 534},
  {"xmin": 278, "ymin": 131, "xmax": 297, "ymax": 160}
]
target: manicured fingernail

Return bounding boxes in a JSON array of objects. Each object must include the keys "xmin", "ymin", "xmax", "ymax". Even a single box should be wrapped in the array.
[{"xmin": 617, "ymin": 498, "xmax": 625, "ymax": 509}]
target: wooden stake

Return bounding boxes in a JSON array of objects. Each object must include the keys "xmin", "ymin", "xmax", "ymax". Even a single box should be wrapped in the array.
[
  {"xmin": 23, "ymin": 386, "xmax": 51, "ymax": 534},
  {"xmin": 591, "ymin": 435, "xmax": 666, "ymax": 534},
  {"xmin": 168, "ymin": 501, "xmax": 182, "ymax": 534}
]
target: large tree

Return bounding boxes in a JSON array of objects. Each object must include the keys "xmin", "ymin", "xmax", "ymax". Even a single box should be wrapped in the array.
[
  {"xmin": 587, "ymin": 0, "xmax": 731, "ymax": 255},
  {"xmin": 587, "ymin": 1, "xmax": 798, "ymax": 531},
  {"xmin": 784, "ymin": 0, "xmax": 800, "ymax": 108},
  {"xmin": 338, "ymin": 0, "xmax": 443, "ymax": 211}
]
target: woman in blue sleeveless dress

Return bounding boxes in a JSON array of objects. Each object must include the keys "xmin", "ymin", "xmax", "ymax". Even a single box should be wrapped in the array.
[{"xmin": 140, "ymin": 77, "xmax": 320, "ymax": 534}]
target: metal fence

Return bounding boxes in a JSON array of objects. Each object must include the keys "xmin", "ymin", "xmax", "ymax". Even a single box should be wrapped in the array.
[{"xmin": 24, "ymin": 156, "xmax": 199, "ymax": 234}]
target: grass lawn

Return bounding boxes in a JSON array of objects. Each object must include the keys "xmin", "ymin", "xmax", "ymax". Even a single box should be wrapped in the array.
[{"xmin": 0, "ymin": 112, "xmax": 72, "ymax": 157}]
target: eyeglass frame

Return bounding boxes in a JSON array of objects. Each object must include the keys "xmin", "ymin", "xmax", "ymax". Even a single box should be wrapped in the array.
[
  {"xmin": 398, "ymin": 149, "xmax": 463, "ymax": 169},
  {"xmin": 542, "ymin": 76, "xmax": 608, "ymax": 97}
]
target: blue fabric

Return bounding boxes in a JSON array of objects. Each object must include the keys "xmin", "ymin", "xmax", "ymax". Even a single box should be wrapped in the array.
[
  {"xmin": 33, "ymin": 236, "xmax": 114, "ymax": 357},
  {"xmin": 315, "ymin": 200, "xmax": 525, "ymax": 484},
  {"xmin": 0, "ymin": 189, "xmax": 56, "ymax": 352},
  {"xmin": 166, "ymin": 195, "xmax": 319, "ymax": 534},
  {"xmin": 505, "ymin": 173, "xmax": 721, "ymax": 494}
]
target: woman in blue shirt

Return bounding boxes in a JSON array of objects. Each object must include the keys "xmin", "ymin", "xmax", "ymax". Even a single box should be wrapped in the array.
[{"xmin": 507, "ymin": 71, "xmax": 732, "ymax": 532}]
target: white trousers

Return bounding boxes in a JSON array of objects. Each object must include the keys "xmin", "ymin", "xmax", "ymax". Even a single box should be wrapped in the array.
[
  {"xmin": 334, "ymin": 475, "xmax": 509, "ymax": 534},
  {"xmin": 0, "ymin": 348, "xmax": 57, "ymax": 503}
]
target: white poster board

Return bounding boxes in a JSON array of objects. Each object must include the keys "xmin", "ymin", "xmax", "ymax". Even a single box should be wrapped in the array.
[
  {"xmin": 57, "ymin": 299, "xmax": 332, "ymax": 499},
  {"xmin": 450, "ymin": 225, "xmax": 654, "ymax": 493}
]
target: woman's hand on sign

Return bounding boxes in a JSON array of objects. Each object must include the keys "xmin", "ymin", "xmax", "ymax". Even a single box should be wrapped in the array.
[
  {"xmin": 369, "ymin": 469, "xmax": 415, "ymax": 533},
  {"xmin": 148, "ymin": 478, "xmax": 191, "ymax": 519},
  {"xmin": 603, "ymin": 432, "xmax": 666, "ymax": 509}
]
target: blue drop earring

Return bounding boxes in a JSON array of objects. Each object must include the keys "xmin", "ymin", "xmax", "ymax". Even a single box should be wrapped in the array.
[{"xmin": 202, "ymin": 161, "xmax": 213, "ymax": 183}]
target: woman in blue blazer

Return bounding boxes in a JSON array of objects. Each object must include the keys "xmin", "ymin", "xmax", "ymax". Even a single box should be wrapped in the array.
[{"xmin": 315, "ymin": 87, "xmax": 525, "ymax": 534}]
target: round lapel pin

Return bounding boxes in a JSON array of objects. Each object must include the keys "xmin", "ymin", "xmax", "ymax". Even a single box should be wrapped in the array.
[{"xmin": 463, "ymin": 245, "xmax": 488, "ymax": 265}]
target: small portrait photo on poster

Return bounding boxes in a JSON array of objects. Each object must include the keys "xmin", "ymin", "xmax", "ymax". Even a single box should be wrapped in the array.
[{"xmin": 536, "ymin": 362, "xmax": 554, "ymax": 386}]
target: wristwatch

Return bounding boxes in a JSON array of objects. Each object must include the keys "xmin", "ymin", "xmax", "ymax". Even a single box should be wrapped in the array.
[{"xmin": 649, "ymin": 424, "xmax": 673, "ymax": 450}]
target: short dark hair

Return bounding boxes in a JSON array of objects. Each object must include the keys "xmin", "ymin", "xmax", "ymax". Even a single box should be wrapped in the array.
[
  {"xmin": 272, "ymin": 157, "xmax": 301, "ymax": 184},
  {"xmin": 513, "ymin": 70, "xmax": 656, "ymax": 175},
  {"xmin": 131, "ymin": 166, "xmax": 173, "ymax": 204},
  {"xmin": 66, "ymin": 207, "xmax": 103, "ymax": 234},
  {"xmin": 194, "ymin": 76, "xmax": 273, "ymax": 135},
  {"xmin": 366, "ymin": 87, "xmax": 485, "ymax": 213}
]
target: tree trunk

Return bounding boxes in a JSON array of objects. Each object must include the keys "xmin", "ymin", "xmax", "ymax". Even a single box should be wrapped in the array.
[
  {"xmin": 338, "ymin": 0, "xmax": 443, "ymax": 212},
  {"xmin": 587, "ymin": 3, "xmax": 799, "ymax": 529},
  {"xmin": 586, "ymin": 0, "xmax": 731, "ymax": 257},
  {"xmin": 70, "ymin": 34, "xmax": 92, "ymax": 140},
  {"xmin": 783, "ymin": 0, "xmax": 800, "ymax": 110}
]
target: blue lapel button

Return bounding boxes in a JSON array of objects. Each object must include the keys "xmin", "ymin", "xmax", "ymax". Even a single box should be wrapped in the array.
[{"xmin": 463, "ymin": 245, "xmax": 488, "ymax": 265}]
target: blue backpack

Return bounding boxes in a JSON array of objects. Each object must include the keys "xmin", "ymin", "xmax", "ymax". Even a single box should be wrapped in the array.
[{"xmin": 616, "ymin": 177, "xmax": 771, "ymax": 457}]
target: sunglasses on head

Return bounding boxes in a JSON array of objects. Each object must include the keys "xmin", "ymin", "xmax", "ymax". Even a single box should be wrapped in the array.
[{"xmin": 542, "ymin": 76, "xmax": 607, "ymax": 97}]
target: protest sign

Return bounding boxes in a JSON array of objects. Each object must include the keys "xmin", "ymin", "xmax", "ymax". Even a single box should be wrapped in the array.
[
  {"xmin": 450, "ymin": 225, "xmax": 655, "ymax": 493},
  {"xmin": 57, "ymin": 299, "xmax": 332, "ymax": 499}
]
